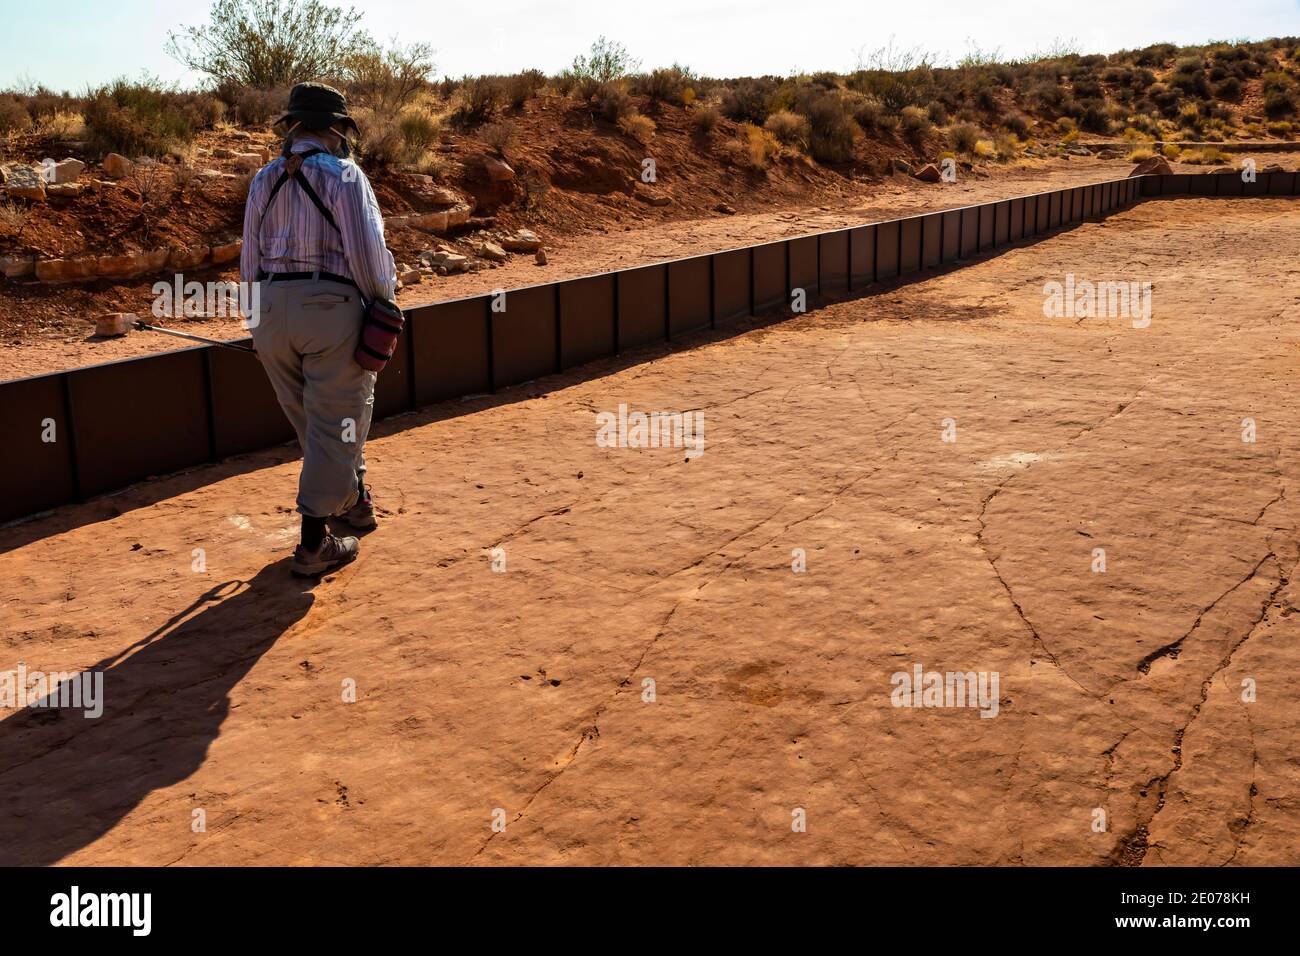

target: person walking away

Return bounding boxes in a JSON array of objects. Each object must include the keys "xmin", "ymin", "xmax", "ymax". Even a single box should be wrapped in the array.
[{"xmin": 239, "ymin": 83, "xmax": 397, "ymax": 576}]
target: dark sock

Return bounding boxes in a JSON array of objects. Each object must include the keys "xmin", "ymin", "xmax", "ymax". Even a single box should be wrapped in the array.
[{"xmin": 301, "ymin": 515, "xmax": 327, "ymax": 550}]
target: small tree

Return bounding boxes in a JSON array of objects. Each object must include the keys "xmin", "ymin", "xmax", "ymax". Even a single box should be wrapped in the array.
[
  {"xmin": 342, "ymin": 40, "xmax": 437, "ymax": 112},
  {"xmin": 571, "ymin": 37, "xmax": 640, "ymax": 84},
  {"xmin": 167, "ymin": 0, "xmax": 373, "ymax": 89}
]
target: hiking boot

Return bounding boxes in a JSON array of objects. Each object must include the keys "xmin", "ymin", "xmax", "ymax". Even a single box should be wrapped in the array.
[
  {"xmin": 292, "ymin": 533, "xmax": 359, "ymax": 577},
  {"xmin": 335, "ymin": 485, "xmax": 377, "ymax": 530}
]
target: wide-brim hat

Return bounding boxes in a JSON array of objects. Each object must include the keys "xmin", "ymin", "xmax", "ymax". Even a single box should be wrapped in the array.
[{"xmin": 274, "ymin": 82, "xmax": 359, "ymax": 136}]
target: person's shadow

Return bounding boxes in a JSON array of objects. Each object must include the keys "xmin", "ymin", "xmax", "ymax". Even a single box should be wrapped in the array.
[{"xmin": 0, "ymin": 559, "xmax": 314, "ymax": 866}]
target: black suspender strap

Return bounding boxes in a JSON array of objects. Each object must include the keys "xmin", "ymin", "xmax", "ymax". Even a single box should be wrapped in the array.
[{"xmin": 260, "ymin": 148, "xmax": 341, "ymax": 235}]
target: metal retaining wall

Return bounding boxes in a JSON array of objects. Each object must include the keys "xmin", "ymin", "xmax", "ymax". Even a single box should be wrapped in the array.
[{"xmin": 3, "ymin": 171, "xmax": 1296, "ymax": 524}]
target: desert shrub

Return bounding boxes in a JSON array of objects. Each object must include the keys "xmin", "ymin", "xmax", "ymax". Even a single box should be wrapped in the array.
[
  {"xmin": 1179, "ymin": 146, "xmax": 1228, "ymax": 165},
  {"xmin": 591, "ymin": 81, "xmax": 634, "ymax": 121},
  {"xmin": 692, "ymin": 105, "xmax": 721, "ymax": 134},
  {"xmin": 0, "ymin": 96, "xmax": 31, "ymax": 133},
  {"xmin": 1003, "ymin": 113, "xmax": 1030, "ymax": 137},
  {"xmin": 1146, "ymin": 82, "xmax": 1180, "ymax": 117},
  {"xmin": 739, "ymin": 122, "xmax": 779, "ymax": 167},
  {"xmin": 39, "ymin": 110, "xmax": 87, "ymax": 139},
  {"xmin": 850, "ymin": 95, "xmax": 884, "ymax": 130},
  {"xmin": 973, "ymin": 138, "xmax": 995, "ymax": 158},
  {"xmin": 218, "ymin": 83, "xmax": 288, "ymax": 125},
  {"xmin": 635, "ymin": 64, "xmax": 696, "ymax": 105},
  {"xmin": 899, "ymin": 104, "xmax": 932, "ymax": 140},
  {"xmin": 570, "ymin": 36, "xmax": 639, "ymax": 90},
  {"xmin": 354, "ymin": 109, "xmax": 403, "ymax": 165},
  {"xmin": 1161, "ymin": 142, "xmax": 1181, "ymax": 159},
  {"xmin": 720, "ymin": 77, "xmax": 777, "ymax": 125},
  {"xmin": 927, "ymin": 102, "xmax": 949, "ymax": 126},
  {"xmin": 1078, "ymin": 101, "xmax": 1110, "ymax": 133},
  {"xmin": 1215, "ymin": 76, "xmax": 1242, "ymax": 99},
  {"xmin": 948, "ymin": 121, "xmax": 980, "ymax": 152},
  {"xmin": 800, "ymin": 91, "xmax": 858, "ymax": 162},
  {"xmin": 342, "ymin": 41, "xmax": 435, "ymax": 113},
  {"xmin": 1061, "ymin": 128, "xmax": 1080, "ymax": 143},
  {"xmin": 83, "ymin": 80, "xmax": 223, "ymax": 156},
  {"xmin": 1128, "ymin": 145, "xmax": 1155, "ymax": 161},
  {"xmin": 1073, "ymin": 78, "xmax": 1103, "ymax": 99},
  {"xmin": 504, "ymin": 70, "xmax": 546, "ymax": 108},
  {"xmin": 453, "ymin": 75, "xmax": 502, "ymax": 126},
  {"xmin": 1267, "ymin": 120, "xmax": 1293, "ymax": 136},
  {"xmin": 398, "ymin": 107, "xmax": 442, "ymax": 152},
  {"xmin": 763, "ymin": 109, "xmax": 808, "ymax": 147},
  {"xmin": 167, "ymin": 0, "xmax": 373, "ymax": 88},
  {"xmin": 993, "ymin": 133, "xmax": 1021, "ymax": 160},
  {"xmin": 0, "ymin": 199, "xmax": 33, "ymax": 235},
  {"xmin": 617, "ymin": 112, "xmax": 656, "ymax": 144},
  {"xmin": 1027, "ymin": 80, "xmax": 1066, "ymax": 111},
  {"xmin": 1265, "ymin": 88, "xmax": 1297, "ymax": 119},
  {"xmin": 477, "ymin": 120, "xmax": 513, "ymax": 155},
  {"xmin": 973, "ymin": 84, "xmax": 999, "ymax": 114}
]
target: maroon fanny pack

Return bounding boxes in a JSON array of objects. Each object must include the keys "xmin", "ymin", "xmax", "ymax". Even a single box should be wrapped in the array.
[{"xmin": 355, "ymin": 297, "xmax": 405, "ymax": 372}]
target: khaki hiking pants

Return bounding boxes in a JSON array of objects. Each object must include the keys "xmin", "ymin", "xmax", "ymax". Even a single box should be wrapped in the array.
[{"xmin": 251, "ymin": 277, "xmax": 376, "ymax": 519}]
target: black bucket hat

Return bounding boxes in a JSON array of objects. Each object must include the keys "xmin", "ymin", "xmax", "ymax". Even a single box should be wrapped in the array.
[{"xmin": 274, "ymin": 82, "xmax": 359, "ymax": 136}]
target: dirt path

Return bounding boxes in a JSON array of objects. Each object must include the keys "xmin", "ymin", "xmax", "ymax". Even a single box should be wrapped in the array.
[
  {"xmin": 0, "ymin": 157, "xmax": 1144, "ymax": 381},
  {"xmin": 1, "ymin": 196, "xmax": 1297, "ymax": 865}
]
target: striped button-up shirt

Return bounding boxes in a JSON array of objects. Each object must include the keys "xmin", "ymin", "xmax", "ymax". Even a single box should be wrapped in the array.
[{"xmin": 240, "ymin": 133, "xmax": 397, "ymax": 303}]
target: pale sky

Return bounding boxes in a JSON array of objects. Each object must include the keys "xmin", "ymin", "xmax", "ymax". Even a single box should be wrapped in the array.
[{"xmin": 3, "ymin": 0, "xmax": 1299, "ymax": 92}]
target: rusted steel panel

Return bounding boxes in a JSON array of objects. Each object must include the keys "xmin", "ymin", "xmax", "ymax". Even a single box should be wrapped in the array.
[
  {"xmin": 876, "ymin": 220, "xmax": 900, "ymax": 278},
  {"xmin": 668, "ymin": 255, "xmax": 711, "ymax": 338},
  {"xmin": 559, "ymin": 274, "xmax": 616, "ymax": 369},
  {"xmin": 848, "ymin": 227, "xmax": 874, "ymax": 288},
  {"xmin": 818, "ymin": 231, "xmax": 848, "ymax": 293},
  {"xmin": 208, "ymin": 341, "xmax": 295, "ymax": 457},
  {"xmin": 959, "ymin": 207, "xmax": 978, "ymax": 255},
  {"xmin": 0, "ymin": 373, "xmax": 77, "ymax": 522},
  {"xmin": 617, "ymin": 264, "xmax": 667, "ymax": 348},
  {"xmin": 712, "ymin": 249, "xmax": 752, "ymax": 325},
  {"xmin": 752, "ymin": 241, "xmax": 787, "ymax": 314},
  {"xmin": 941, "ymin": 210, "xmax": 961, "ymax": 260},
  {"xmin": 788, "ymin": 236, "xmax": 819, "ymax": 297},
  {"xmin": 922, "ymin": 213, "xmax": 942, "ymax": 266},
  {"xmin": 68, "ymin": 349, "xmax": 210, "ymax": 498},
  {"xmin": 411, "ymin": 296, "xmax": 491, "ymax": 404}
]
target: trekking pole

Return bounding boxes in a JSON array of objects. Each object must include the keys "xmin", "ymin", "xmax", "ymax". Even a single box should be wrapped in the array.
[{"xmin": 132, "ymin": 318, "xmax": 257, "ymax": 354}]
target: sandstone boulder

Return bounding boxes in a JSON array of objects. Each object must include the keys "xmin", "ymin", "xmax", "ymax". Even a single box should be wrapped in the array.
[
  {"xmin": 0, "ymin": 255, "xmax": 36, "ymax": 279},
  {"xmin": 45, "ymin": 157, "xmax": 86, "ymax": 184},
  {"xmin": 94, "ymin": 313, "xmax": 135, "ymax": 337},
  {"xmin": 483, "ymin": 157, "xmax": 515, "ymax": 182},
  {"xmin": 1129, "ymin": 155, "xmax": 1173, "ymax": 177},
  {"xmin": 914, "ymin": 163, "xmax": 942, "ymax": 183},
  {"xmin": 46, "ymin": 183, "xmax": 84, "ymax": 198},
  {"xmin": 478, "ymin": 241, "xmax": 508, "ymax": 262},
  {"xmin": 211, "ymin": 240, "xmax": 243, "ymax": 264},
  {"xmin": 36, "ymin": 258, "xmax": 97, "ymax": 282},
  {"xmin": 2, "ymin": 164, "xmax": 46, "ymax": 200},
  {"xmin": 168, "ymin": 246, "xmax": 211, "ymax": 270},
  {"xmin": 501, "ymin": 229, "xmax": 541, "ymax": 252},
  {"xmin": 101, "ymin": 153, "xmax": 134, "ymax": 178},
  {"xmin": 95, "ymin": 248, "xmax": 169, "ymax": 279}
]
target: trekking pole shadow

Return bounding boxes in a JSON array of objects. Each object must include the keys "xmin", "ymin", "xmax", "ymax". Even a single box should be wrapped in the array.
[{"xmin": 0, "ymin": 557, "xmax": 314, "ymax": 866}]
